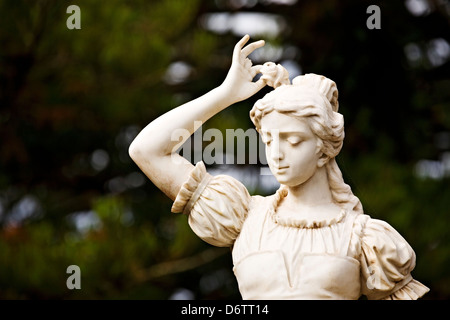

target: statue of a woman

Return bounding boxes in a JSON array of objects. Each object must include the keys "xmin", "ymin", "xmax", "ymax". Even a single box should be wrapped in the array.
[{"xmin": 129, "ymin": 35, "xmax": 429, "ymax": 300}]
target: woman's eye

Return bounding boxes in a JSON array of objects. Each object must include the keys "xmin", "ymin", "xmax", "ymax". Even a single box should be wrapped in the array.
[
  {"xmin": 261, "ymin": 134, "xmax": 272, "ymax": 144},
  {"xmin": 287, "ymin": 137, "xmax": 302, "ymax": 145}
]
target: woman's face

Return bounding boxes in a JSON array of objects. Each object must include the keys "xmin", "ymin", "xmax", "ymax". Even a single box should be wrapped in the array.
[{"xmin": 260, "ymin": 111, "xmax": 323, "ymax": 187}]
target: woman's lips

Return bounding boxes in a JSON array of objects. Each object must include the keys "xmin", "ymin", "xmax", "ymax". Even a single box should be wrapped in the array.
[{"xmin": 274, "ymin": 166, "xmax": 289, "ymax": 173}]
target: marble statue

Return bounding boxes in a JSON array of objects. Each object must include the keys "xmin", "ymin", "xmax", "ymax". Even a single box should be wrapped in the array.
[{"xmin": 129, "ymin": 35, "xmax": 429, "ymax": 300}]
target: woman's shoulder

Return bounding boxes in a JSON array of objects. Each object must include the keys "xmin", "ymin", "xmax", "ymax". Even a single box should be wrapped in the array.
[
  {"xmin": 354, "ymin": 214, "xmax": 406, "ymax": 240},
  {"xmin": 351, "ymin": 213, "xmax": 410, "ymax": 245},
  {"xmin": 247, "ymin": 193, "xmax": 277, "ymax": 212}
]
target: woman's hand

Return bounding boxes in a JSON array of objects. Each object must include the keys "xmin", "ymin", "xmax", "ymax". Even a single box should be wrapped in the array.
[{"xmin": 219, "ymin": 34, "xmax": 267, "ymax": 104}]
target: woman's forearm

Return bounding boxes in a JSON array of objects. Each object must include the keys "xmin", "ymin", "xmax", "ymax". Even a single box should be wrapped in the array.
[{"xmin": 129, "ymin": 85, "xmax": 230, "ymax": 159}]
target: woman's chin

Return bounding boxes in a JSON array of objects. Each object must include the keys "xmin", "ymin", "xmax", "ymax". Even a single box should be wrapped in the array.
[
  {"xmin": 273, "ymin": 175, "xmax": 295, "ymax": 186},
  {"xmin": 273, "ymin": 174, "xmax": 308, "ymax": 188}
]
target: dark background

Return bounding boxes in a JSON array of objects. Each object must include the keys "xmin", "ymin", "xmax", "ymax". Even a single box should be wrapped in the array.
[{"xmin": 0, "ymin": 0, "xmax": 449, "ymax": 299}]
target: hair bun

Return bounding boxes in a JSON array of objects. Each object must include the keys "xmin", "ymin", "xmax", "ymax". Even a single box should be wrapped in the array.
[
  {"xmin": 292, "ymin": 73, "xmax": 339, "ymax": 112},
  {"xmin": 260, "ymin": 62, "xmax": 290, "ymax": 89}
]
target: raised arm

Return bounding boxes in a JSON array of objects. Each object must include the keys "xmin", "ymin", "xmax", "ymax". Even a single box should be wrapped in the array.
[{"xmin": 129, "ymin": 35, "xmax": 267, "ymax": 200}]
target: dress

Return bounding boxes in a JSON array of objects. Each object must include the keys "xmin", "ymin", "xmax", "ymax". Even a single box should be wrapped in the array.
[{"xmin": 171, "ymin": 162, "xmax": 430, "ymax": 300}]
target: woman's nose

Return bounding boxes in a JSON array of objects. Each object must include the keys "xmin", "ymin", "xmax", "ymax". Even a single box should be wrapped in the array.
[{"xmin": 270, "ymin": 138, "xmax": 284, "ymax": 163}]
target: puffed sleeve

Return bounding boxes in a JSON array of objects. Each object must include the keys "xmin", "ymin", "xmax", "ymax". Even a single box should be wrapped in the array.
[
  {"xmin": 359, "ymin": 218, "xmax": 430, "ymax": 300},
  {"xmin": 171, "ymin": 161, "xmax": 251, "ymax": 247}
]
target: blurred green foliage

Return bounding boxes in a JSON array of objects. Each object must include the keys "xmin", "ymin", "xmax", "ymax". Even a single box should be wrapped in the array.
[{"xmin": 0, "ymin": 0, "xmax": 449, "ymax": 299}]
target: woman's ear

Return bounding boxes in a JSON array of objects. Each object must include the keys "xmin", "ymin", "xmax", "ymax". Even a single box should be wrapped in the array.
[
  {"xmin": 315, "ymin": 140, "xmax": 328, "ymax": 168},
  {"xmin": 317, "ymin": 153, "xmax": 329, "ymax": 168}
]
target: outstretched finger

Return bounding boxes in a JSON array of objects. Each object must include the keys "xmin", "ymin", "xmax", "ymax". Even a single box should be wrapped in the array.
[
  {"xmin": 233, "ymin": 34, "xmax": 250, "ymax": 63},
  {"xmin": 241, "ymin": 39, "xmax": 265, "ymax": 58}
]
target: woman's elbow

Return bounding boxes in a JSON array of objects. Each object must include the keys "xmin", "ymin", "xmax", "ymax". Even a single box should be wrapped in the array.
[
  {"xmin": 128, "ymin": 137, "xmax": 161, "ymax": 165},
  {"xmin": 128, "ymin": 139, "xmax": 144, "ymax": 163}
]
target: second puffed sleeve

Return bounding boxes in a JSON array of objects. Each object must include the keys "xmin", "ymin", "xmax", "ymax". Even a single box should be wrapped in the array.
[
  {"xmin": 171, "ymin": 161, "xmax": 251, "ymax": 247},
  {"xmin": 359, "ymin": 218, "xmax": 430, "ymax": 300}
]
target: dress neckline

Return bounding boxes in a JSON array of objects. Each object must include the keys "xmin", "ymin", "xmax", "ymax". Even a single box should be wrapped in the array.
[
  {"xmin": 271, "ymin": 208, "xmax": 347, "ymax": 228},
  {"xmin": 268, "ymin": 187, "xmax": 347, "ymax": 229}
]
